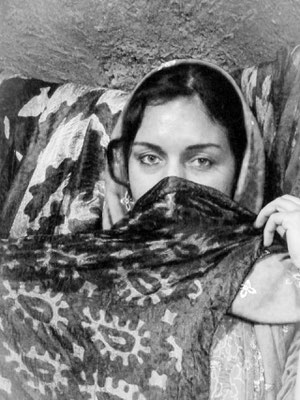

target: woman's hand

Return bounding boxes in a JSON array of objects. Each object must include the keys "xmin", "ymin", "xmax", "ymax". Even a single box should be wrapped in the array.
[{"xmin": 254, "ymin": 194, "xmax": 300, "ymax": 268}]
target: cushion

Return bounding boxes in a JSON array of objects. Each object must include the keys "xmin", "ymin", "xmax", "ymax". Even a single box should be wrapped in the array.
[{"xmin": 0, "ymin": 77, "xmax": 128, "ymax": 237}]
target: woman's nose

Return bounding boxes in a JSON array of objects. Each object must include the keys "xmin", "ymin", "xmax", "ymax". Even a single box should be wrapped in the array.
[{"xmin": 165, "ymin": 161, "xmax": 186, "ymax": 179}]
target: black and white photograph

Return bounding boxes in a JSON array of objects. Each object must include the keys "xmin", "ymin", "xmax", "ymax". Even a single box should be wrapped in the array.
[{"xmin": 1, "ymin": 1, "xmax": 300, "ymax": 399}]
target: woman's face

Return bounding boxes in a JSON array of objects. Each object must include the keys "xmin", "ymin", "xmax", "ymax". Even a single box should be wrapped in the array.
[{"xmin": 128, "ymin": 95, "xmax": 237, "ymax": 201}]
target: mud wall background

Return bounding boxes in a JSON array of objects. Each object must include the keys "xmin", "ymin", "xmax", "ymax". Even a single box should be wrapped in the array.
[{"xmin": 1, "ymin": 0, "xmax": 300, "ymax": 90}]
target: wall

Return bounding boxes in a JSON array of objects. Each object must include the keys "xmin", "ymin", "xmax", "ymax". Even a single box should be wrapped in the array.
[{"xmin": 1, "ymin": 0, "xmax": 300, "ymax": 89}]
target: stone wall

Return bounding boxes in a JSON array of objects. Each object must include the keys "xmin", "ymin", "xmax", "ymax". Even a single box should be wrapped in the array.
[{"xmin": 1, "ymin": 0, "xmax": 300, "ymax": 89}]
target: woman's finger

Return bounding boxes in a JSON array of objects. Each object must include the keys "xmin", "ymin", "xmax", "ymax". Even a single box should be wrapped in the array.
[
  {"xmin": 254, "ymin": 196, "xmax": 300, "ymax": 228},
  {"xmin": 263, "ymin": 212, "xmax": 287, "ymax": 246},
  {"xmin": 281, "ymin": 194, "xmax": 300, "ymax": 204},
  {"xmin": 262, "ymin": 210, "xmax": 300, "ymax": 267}
]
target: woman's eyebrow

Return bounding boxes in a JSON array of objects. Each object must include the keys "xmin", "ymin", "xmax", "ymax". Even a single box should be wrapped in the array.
[
  {"xmin": 132, "ymin": 142, "xmax": 221, "ymax": 152},
  {"xmin": 131, "ymin": 141, "xmax": 165, "ymax": 154},
  {"xmin": 185, "ymin": 144, "xmax": 222, "ymax": 151}
]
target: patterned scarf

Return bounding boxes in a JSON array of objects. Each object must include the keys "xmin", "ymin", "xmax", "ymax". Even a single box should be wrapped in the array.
[{"xmin": 0, "ymin": 177, "xmax": 269, "ymax": 400}]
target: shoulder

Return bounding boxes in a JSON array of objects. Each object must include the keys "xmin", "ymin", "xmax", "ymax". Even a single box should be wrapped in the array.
[{"xmin": 231, "ymin": 252, "xmax": 300, "ymax": 324}]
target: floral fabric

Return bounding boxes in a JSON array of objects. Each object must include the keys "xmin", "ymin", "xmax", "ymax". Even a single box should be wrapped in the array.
[
  {"xmin": 0, "ymin": 78, "xmax": 128, "ymax": 238},
  {"xmin": 210, "ymin": 316, "xmax": 265, "ymax": 400},
  {"xmin": 239, "ymin": 45, "xmax": 300, "ymax": 201},
  {"xmin": 0, "ymin": 177, "xmax": 269, "ymax": 399}
]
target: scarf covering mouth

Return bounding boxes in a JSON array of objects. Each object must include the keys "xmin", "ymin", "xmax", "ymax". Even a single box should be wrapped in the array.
[{"xmin": 0, "ymin": 177, "xmax": 272, "ymax": 400}]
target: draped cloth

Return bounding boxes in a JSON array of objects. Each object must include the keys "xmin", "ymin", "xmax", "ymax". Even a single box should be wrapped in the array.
[{"xmin": 0, "ymin": 177, "xmax": 273, "ymax": 400}]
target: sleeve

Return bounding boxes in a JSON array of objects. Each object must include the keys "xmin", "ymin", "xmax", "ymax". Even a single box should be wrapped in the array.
[
  {"xmin": 231, "ymin": 252, "xmax": 300, "ymax": 324},
  {"xmin": 276, "ymin": 324, "xmax": 300, "ymax": 400}
]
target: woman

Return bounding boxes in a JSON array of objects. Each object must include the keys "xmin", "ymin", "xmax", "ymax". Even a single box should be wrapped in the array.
[
  {"xmin": 103, "ymin": 59, "xmax": 300, "ymax": 399},
  {"xmin": 1, "ymin": 60, "xmax": 300, "ymax": 400}
]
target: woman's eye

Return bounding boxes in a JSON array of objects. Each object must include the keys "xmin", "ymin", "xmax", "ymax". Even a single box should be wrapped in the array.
[
  {"xmin": 139, "ymin": 154, "xmax": 161, "ymax": 165},
  {"xmin": 189, "ymin": 157, "xmax": 212, "ymax": 168}
]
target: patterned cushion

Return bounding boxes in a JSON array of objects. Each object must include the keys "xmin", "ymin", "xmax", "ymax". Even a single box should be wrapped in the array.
[
  {"xmin": 239, "ymin": 46, "xmax": 300, "ymax": 202},
  {"xmin": 0, "ymin": 77, "xmax": 128, "ymax": 237}
]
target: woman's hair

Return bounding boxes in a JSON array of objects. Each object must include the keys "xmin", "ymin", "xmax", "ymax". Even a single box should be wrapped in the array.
[{"xmin": 107, "ymin": 63, "xmax": 247, "ymax": 187}]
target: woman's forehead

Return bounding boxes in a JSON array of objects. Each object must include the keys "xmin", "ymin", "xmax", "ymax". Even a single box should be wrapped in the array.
[{"xmin": 134, "ymin": 95, "xmax": 229, "ymax": 147}]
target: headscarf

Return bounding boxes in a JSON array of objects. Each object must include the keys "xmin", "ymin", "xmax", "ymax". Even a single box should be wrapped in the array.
[{"xmin": 103, "ymin": 59, "xmax": 265, "ymax": 229}]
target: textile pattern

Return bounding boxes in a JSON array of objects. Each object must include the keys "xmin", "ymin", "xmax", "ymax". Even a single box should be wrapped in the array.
[
  {"xmin": 0, "ymin": 177, "xmax": 268, "ymax": 400},
  {"xmin": 239, "ymin": 45, "xmax": 300, "ymax": 202},
  {"xmin": 210, "ymin": 316, "xmax": 265, "ymax": 400},
  {"xmin": 0, "ymin": 77, "xmax": 127, "ymax": 238}
]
